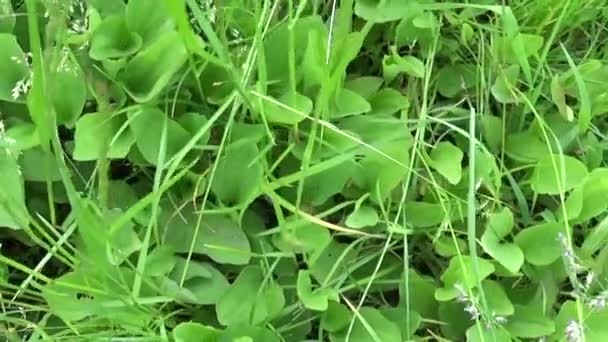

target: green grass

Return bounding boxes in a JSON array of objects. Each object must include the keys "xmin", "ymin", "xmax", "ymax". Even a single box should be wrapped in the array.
[{"xmin": 1, "ymin": 0, "xmax": 608, "ymax": 341}]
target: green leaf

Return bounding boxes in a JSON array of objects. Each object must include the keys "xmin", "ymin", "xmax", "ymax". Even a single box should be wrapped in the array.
[
  {"xmin": 144, "ymin": 246, "xmax": 176, "ymax": 277},
  {"xmin": 403, "ymin": 201, "xmax": 445, "ymax": 228},
  {"xmin": 0, "ymin": 147, "xmax": 27, "ymax": 229},
  {"xmin": 173, "ymin": 322, "xmax": 221, "ymax": 342},
  {"xmin": 480, "ymin": 115, "xmax": 503, "ymax": 152},
  {"xmin": 352, "ymin": 139, "xmax": 410, "ymax": 200},
  {"xmin": 345, "ymin": 205, "xmax": 379, "ymax": 229},
  {"xmin": 574, "ymin": 168, "xmax": 608, "ymax": 222},
  {"xmin": 216, "ymin": 266, "xmax": 284, "ymax": 326},
  {"xmin": 482, "ymin": 279, "xmax": 514, "ymax": 316},
  {"xmin": 126, "ymin": 0, "xmax": 172, "ymax": 44},
  {"xmin": 331, "ymin": 88, "xmax": 371, "ymax": 119},
  {"xmin": 51, "ymin": 63, "xmax": 87, "ymax": 126},
  {"xmin": 428, "ymin": 142, "xmax": 463, "ymax": 185},
  {"xmin": 261, "ymin": 90, "xmax": 313, "ymax": 125},
  {"xmin": 504, "ymin": 131, "xmax": 551, "ymax": 162},
  {"xmin": 505, "ymin": 304, "xmax": 555, "ymax": 338},
  {"xmin": 383, "ymin": 47, "xmax": 425, "ymax": 81},
  {"xmin": 5, "ymin": 121, "xmax": 38, "ymax": 151},
  {"xmin": 436, "ymin": 64, "xmax": 476, "ymax": 98},
  {"xmin": 210, "ymin": 139, "xmax": 264, "ymax": 206},
  {"xmin": 164, "ymin": 209, "xmax": 251, "ymax": 265},
  {"xmin": 0, "ymin": 34, "xmax": 29, "ymax": 102},
  {"xmin": 399, "ymin": 270, "xmax": 438, "ymax": 320},
  {"xmin": 555, "ymin": 301, "xmax": 608, "ymax": 341},
  {"xmin": 274, "ymin": 218, "xmax": 331, "ymax": 256},
  {"xmin": 466, "ymin": 325, "xmax": 511, "ymax": 342},
  {"xmin": 128, "ymin": 106, "xmax": 190, "ymax": 165},
  {"xmin": 0, "ymin": 0, "xmax": 15, "ymax": 33},
  {"xmin": 355, "ymin": 0, "xmax": 410, "ymax": 23},
  {"xmin": 89, "ymin": 14, "xmax": 142, "ymax": 60},
  {"xmin": 435, "ymin": 256, "xmax": 495, "ymax": 301},
  {"xmin": 531, "ymin": 154, "xmax": 588, "ymax": 194},
  {"xmin": 380, "ymin": 307, "xmax": 422, "ymax": 339},
  {"xmin": 73, "ymin": 112, "xmax": 135, "ymax": 161},
  {"xmin": 491, "ymin": 64, "xmax": 520, "ymax": 104},
  {"xmin": 322, "ymin": 301, "xmax": 352, "ymax": 333},
  {"xmin": 20, "ymin": 147, "xmax": 61, "ymax": 182},
  {"xmin": 369, "ymin": 88, "xmax": 409, "ymax": 116},
  {"xmin": 330, "ymin": 307, "xmax": 401, "ymax": 342},
  {"xmin": 117, "ymin": 30, "xmax": 187, "ymax": 102},
  {"xmin": 164, "ymin": 258, "xmax": 229, "ymax": 305},
  {"xmin": 344, "ymin": 76, "xmax": 384, "ymax": 99},
  {"xmin": 297, "ymin": 270, "xmax": 338, "ymax": 311},
  {"xmin": 177, "ymin": 112, "xmax": 210, "ymax": 145},
  {"xmin": 480, "ymin": 208, "xmax": 524, "ymax": 273},
  {"xmin": 219, "ymin": 325, "xmax": 281, "ymax": 342},
  {"xmin": 515, "ymin": 222, "xmax": 567, "ymax": 266}
]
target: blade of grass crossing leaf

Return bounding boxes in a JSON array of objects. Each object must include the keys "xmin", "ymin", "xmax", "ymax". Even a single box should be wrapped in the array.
[
  {"xmin": 132, "ymin": 111, "xmax": 169, "ymax": 297},
  {"xmin": 560, "ymin": 44, "xmax": 591, "ymax": 132}
]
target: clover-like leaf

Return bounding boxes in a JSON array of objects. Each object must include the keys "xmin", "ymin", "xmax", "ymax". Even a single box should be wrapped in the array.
[
  {"xmin": 331, "ymin": 88, "xmax": 371, "ymax": 119},
  {"xmin": 515, "ymin": 221, "xmax": 567, "ymax": 266},
  {"xmin": 216, "ymin": 266, "xmax": 284, "ymax": 326},
  {"xmin": 128, "ymin": 106, "xmax": 190, "ymax": 166},
  {"xmin": 163, "ymin": 258, "xmax": 229, "ymax": 305},
  {"xmin": 435, "ymin": 256, "xmax": 495, "ymax": 301},
  {"xmin": 89, "ymin": 14, "xmax": 142, "ymax": 60},
  {"xmin": 125, "ymin": 0, "xmax": 172, "ymax": 44},
  {"xmin": 330, "ymin": 307, "xmax": 402, "ymax": 342},
  {"xmin": 531, "ymin": 154, "xmax": 588, "ymax": 194},
  {"xmin": 173, "ymin": 322, "xmax": 221, "ymax": 342},
  {"xmin": 0, "ymin": 34, "xmax": 29, "ymax": 102},
  {"xmin": 73, "ymin": 113, "xmax": 135, "ymax": 161},
  {"xmin": 0, "ymin": 0, "xmax": 15, "ymax": 33},
  {"xmin": 491, "ymin": 64, "xmax": 520, "ymax": 104},
  {"xmin": 0, "ymin": 146, "xmax": 27, "ymax": 229},
  {"xmin": 355, "ymin": 0, "xmax": 411, "ymax": 23},
  {"xmin": 210, "ymin": 138, "xmax": 264, "ymax": 206},
  {"xmin": 117, "ymin": 30, "xmax": 187, "ymax": 102},
  {"xmin": 480, "ymin": 208, "xmax": 524, "ymax": 273},
  {"xmin": 164, "ymin": 206, "xmax": 251, "ymax": 265},
  {"xmin": 368, "ymin": 88, "xmax": 409, "ymax": 116},
  {"xmin": 261, "ymin": 90, "xmax": 313, "ymax": 125},
  {"xmin": 429, "ymin": 142, "xmax": 463, "ymax": 185},
  {"xmin": 297, "ymin": 270, "xmax": 338, "ymax": 311},
  {"xmin": 345, "ymin": 205, "xmax": 379, "ymax": 229}
]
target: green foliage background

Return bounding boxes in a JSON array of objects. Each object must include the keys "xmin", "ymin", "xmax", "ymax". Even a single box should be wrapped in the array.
[{"xmin": 1, "ymin": 0, "xmax": 608, "ymax": 341}]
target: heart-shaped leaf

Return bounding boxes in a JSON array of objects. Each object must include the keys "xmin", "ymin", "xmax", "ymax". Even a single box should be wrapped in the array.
[
  {"xmin": 515, "ymin": 222, "xmax": 567, "ymax": 266},
  {"xmin": 0, "ymin": 146, "xmax": 27, "ymax": 229},
  {"xmin": 261, "ymin": 90, "xmax": 313, "ymax": 125},
  {"xmin": 480, "ymin": 208, "xmax": 524, "ymax": 273},
  {"xmin": 217, "ymin": 266, "xmax": 284, "ymax": 326},
  {"xmin": 0, "ymin": 34, "xmax": 29, "ymax": 102},
  {"xmin": 428, "ymin": 142, "xmax": 463, "ymax": 185},
  {"xmin": 73, "ymin": 112, "xmax": 135, "ymax": 161},
  {"xmin": 126, "ymin": 0, "xmax": 172, "ymax": 44},
  {"xmin": 210, "ymin": 138, "xmax": 264, "ymax": 206},
  {"xmin": 435, "ymin": 256, "xmax": 495, "ymax": 301},
  {"xmin": 128, "ymin": 106, "xmax": 190, "ymax": 165},
  {"xmin": 89, "ymin": 14, "xmax": 142, "ymax": 60},
  {"xmin": 173, "ymin": 322, "xmax": 221, "ymax": 342},
  {"xmin": 0, "ymin": 0, "xmax": 15, "ymax": 33},
  {"xmin": 297, "ymin": 270, "xmax": 338, "ymax": 311},
  {"xmin": 345, "ymin": 205, "xmax": 379, "ymax": 229},
  {"xmin": 531, "ymin": 154, "xmax": 588, "ymax": 194},
  {"xmin": 164, "ymin": 207, "xmax": 251, "ymax": 265},
  {"xmin": 117, "ymin": 30, "xmax": 187, "ymax": 102},
  {"xmin": 355, "ymin": 0, "xmax": 411, "ymax": 23}
]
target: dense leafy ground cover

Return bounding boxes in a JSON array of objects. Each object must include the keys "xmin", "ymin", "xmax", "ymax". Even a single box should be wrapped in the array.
[{"xmin": 2, "ymin": 0, "xmax": 608, "ymax": 340}]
